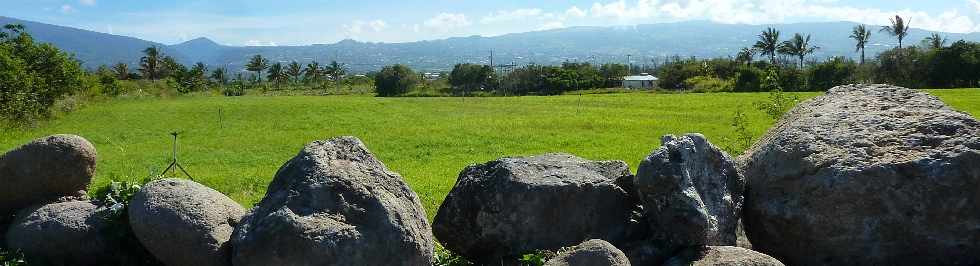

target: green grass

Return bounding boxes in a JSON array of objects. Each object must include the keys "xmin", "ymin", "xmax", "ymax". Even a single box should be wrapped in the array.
[{"xmin": 2, "ymin": 89, "xmax": 977, "ymax": 218}]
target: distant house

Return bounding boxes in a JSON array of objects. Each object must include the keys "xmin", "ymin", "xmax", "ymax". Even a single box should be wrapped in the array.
[
  {"xmin": 423, "ymin": 72, "xmax": 442, "ymax": 81},
  {"xmin": 622, "ymin": 74, "xmax": 658, "ymax": 89}
]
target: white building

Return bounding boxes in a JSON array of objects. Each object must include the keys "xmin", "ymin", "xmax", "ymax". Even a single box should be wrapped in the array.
[{"xmin": 622, "ymin": 74, "xmax": 659, "ymax": 89}]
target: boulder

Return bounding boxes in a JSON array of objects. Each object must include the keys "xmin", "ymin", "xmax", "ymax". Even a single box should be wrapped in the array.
[
  {"xmin": 740, "ymin": 84, "xmax": 980, "ymax": 265},
  {"xmin": 5, "ymin": 200, "xmax": 122, "ymax": 265},
  {"xmin": 634, "ymin": 134, "xmax": 744, "ymax": 248},
  {"xmin": 545, "ymin": 239, "xmax": 631, "ymax": 266},
  {"xmin": 663, "ymin": 246, "xmax": 784, "ymax": 266},
  {"xmin": 129, "ymin": 178, "xmax": 246, "ymax": 266},
  {"xmin": 231, "ymin": 136, "xmax": 433, "ymax": 266},
  {"xmin": 619, "ymin": 241, "xmax": 671, "ymax": 266},
  {"xmin": 433, "ymin": 153, "xmax": 638, "ymax": 263},
  {"xmin": 0, "ymin": 135, "xmax": 96, "ymax": 217}
]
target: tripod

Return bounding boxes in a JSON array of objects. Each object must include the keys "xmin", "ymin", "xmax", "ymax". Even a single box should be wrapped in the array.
[{"xmin": 160, "ymin": 131, "xmax": 194, "ymax": 180}]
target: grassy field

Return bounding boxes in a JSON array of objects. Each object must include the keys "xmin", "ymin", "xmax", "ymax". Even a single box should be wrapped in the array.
[{"xmin": 1, "ymin": 89, "xmax": 977, "ymax": 217}]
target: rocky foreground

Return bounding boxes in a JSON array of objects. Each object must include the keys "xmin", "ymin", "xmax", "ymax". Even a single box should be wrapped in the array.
[{"xmin": 1, "ymin": 84, "xmax": 978, "ymax": 266}]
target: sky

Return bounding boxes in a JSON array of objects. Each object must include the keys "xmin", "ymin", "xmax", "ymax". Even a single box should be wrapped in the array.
[{"xmin": 4, "ymin": 0, "xmax": 980, "ymax": 46}]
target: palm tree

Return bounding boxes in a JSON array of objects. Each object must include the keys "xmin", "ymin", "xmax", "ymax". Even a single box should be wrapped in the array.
[
  {"xmin": 924, "ymin": 33, "xmax": 946, "ymax": 49},
  {"xmin": 324, "ymin": 60, "xmax": 346, "ymax": 83},
  {"xmin": 303, "ymin": 61, "xmax": 322, "ymax": 83},
  {"xmin": 286, "ymin": 61, "xmax": 303, "ymax": 83},
  {"xmin": 736, "ymin": 47, "xmax": 756, "ymax": 67},
  {"xmin": 246, "ymin": 55, "xmax": 269, "ymax": 82},
  {"xmin": 112, "ymin": 63, "xmax": 130, "ymax": 80},
  {"xmin": 139, "ymin": 46, "xmax": 161, "ymax": 80},
  {"xmin": 880, "ymin": 15, "xmax": 911, "ymax": 48},
  {"xmin": 159, "ymin": 56, "xmax": 181, "ymax": 79},
  {"xmin": 267, "ymin": 62, "xmax": 285, "ymax": 87},
  {"xmin": 778, "ymin": 33, "xmax": 819, "ymax": 69},
  {"xmin": 210, "ymin": 67, "xmax": 228, "ymax": 85},
  {"xmin": 753, "ymin": 28, "xmax": 781, "ymax": 64},
  {"xmin": 850, "ymin": 25, "xmax": 871, "ymax": 64}
]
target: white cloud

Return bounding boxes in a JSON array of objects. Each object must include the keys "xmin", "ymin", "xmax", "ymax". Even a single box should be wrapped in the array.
[
  {"xmin": 424, "ymin": 13, "xmax": 471, "ymax": 32},
  {"xmin": 368, "ymin": 20, "xmax": 388, "ymax": 31},
  {"xmin": 343, "ymin": 19, "xmax": 388, "ymax": 36},
  {"xmin": 60, "ymin": 5, "xmax": 76, "ymax": 14},
  {"xmin": 575, "ymin": 0, "xmax": 980, "ymax": 33},
  {"xmin": 565, "ymin": 6, "xmax": 588, "ymax": 18},
  {"xmin": 481, "ymin": 8, "xmax": 543, "ymax": 24},
  {"xmin": 589, "ymin": 0, "xmax": 658, "ymax": 20},
  {"xmin": 79, "ymin": 0, "xmax": 96, "ymax": 6}
]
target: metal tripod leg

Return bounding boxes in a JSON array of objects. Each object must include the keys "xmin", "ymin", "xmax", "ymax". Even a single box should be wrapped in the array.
[{"xmin": 175, "ymin": 162, "xmax": 194, "ymax": 180}]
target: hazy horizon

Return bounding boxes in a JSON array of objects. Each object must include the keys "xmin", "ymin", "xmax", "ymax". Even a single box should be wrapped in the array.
[{"xmin": 4, "ymin": 0, "xmax": 980, "ymax": 46}]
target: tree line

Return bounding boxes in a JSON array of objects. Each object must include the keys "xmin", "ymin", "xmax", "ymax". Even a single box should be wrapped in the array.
[
  {"xmin": 369, "ymin": 15, "xmax": 979, "ymax": 96},
  {"xmin": 3, "ymin": 14, "xmax": 980, "ymax": 124}
]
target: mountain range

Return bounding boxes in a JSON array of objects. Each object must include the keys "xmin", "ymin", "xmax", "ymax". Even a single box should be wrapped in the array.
[{"xmin": 3, "ymin": 16, "xmax": 980, "ymax": 73}]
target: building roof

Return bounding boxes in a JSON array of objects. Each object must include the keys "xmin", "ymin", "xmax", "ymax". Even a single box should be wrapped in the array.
[{"xmin": 624, "ymin": 75, "xmax": 658, "ymax": 81}]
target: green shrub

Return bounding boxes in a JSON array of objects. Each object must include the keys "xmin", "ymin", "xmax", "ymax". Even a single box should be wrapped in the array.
[
  {"xmin": 807, "ymin": 57, "xmax": 857, "ymax": 91},
  {"xmin": 684, "ymin": 76, "xmax": 734, "ymax": 92},
  {"xmin": 0, "ymin": 25, "xmax": 85, "ymax": 126},
  {"xmin": 518, "ymin": 250, "xmax": 556, "ymax": 266},
  {"xmin": 375, "ymin": 64, "xmax": 418, "ymax": 97},
  {"xmin": 734, "ymin": 66, "xmax": 764, "ymax": 92},
  {"xmin": 433, "ymin": 244, "xmax": 473, "ymax": 266}
]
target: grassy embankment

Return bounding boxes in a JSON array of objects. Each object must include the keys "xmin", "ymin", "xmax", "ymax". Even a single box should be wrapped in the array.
[{"xmin": 1, "ymin": 89, "xmax": 976, "ymax": 217}]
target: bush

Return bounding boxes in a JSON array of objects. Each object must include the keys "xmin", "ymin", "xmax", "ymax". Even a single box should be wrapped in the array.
[
  {"xmin": 734, "ymin": 66, "xmax": 764, "ymax": 92},
  {"xmin": 684, "ymin": 76, "xmax": 734, "ymax": 92},
  {"xmin": 807, "ymin": 57, "xmax": 857, "ymax": 91},
  {"xmin": 375, "ymin": 64, "xmax": 419, "ymax": 97},
  {"xmin": 0, "ymin": 25, "xmax": 85, "ymax": 126}
]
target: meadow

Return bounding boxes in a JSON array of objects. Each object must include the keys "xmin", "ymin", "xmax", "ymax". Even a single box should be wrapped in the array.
[{"xmin": 1, "ymin": 89, "xmax": 977, "ymax": 217}]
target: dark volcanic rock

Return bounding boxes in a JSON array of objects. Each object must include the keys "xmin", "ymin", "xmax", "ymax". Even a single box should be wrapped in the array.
[
  {"xmin": 5, "ymin": 201, "xmax": 121, "ymax": 266},
  {"xmin": 634, "ymin": 134, "xmax": 744, "ymax": 248},
  {"xmin": 663, "ymin": 246, "xmax": 784, "ymax": 266},
  {"xmin": 129, "ymin": 178, "xmax": 246, "ymax": 266},
  {"xmin": 0, "ymin": 135, "xmax": 96, "ymax": 217},
  {"xmin": 740, "ymin": 84, "xmax": 980, "ymax": 265},
  {"xmin": 433, "ymin": 153, "xmax": 637, "ymax": 263},
  {"xmin": 545, "ymin": 239, "xmax": 631, "ymax": 266},
  {"xmin": 231, "ymin": 136, "xmax": 433, "ymax": 266}
]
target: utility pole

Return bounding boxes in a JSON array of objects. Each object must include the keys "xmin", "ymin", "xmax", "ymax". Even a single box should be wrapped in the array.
[{"xmin": 629, "ymin": 55, "xmax": 634, "ymax": 75}]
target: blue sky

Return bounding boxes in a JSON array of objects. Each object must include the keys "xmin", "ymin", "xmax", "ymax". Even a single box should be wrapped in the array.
[{"xmin": 4, "ymin": 0, "xmax": 980, "ymax": 46}]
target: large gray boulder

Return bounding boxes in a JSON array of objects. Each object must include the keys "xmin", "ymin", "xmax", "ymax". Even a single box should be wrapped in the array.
[
  {"xmin": 129, "ymin": 178, "xmax": 246, "ymax": 266},
  {"xmin": 635, "ymin": 134, "xmax": 744, "ymax": 248},
  {"xmin": 5, "ymin": 200, "xmax": 121, "ymax": 265},
  {"xmin": 545, "ymin": 239, "xmax": 631, "ymax": 266},
  {"xmin": 231, "ymin": 136, "xmax": 433, "ymax": 266},
  {"xmin": 433, "ymin": 153, "xmax": 638, "ymax": 263},
  {"xmin": 0, "ymin": 135, "xmax": 96, "ymax": 217},
  {"xmin": 740, "ymin": 84, "xmax": 980, "ymax": 265},
  {"xmin": 663, "ymin": 246, "xmax": 784, "ymax": 266}
]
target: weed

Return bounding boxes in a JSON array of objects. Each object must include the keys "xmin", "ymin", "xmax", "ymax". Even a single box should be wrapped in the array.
[
  {"xmin": 433, "ymin": 243, "xmax": 473, "ymax": 266},
  {"xmin": 0, "ymin": 249, "xmax": 26, "ymax": 266},
  {"xmin": 725, "ymin": 109, "xmax": 754, "ymax": 156},
  {"xmin": 518, "ymin": 250, "xmax": 556, "ymax": 266}
]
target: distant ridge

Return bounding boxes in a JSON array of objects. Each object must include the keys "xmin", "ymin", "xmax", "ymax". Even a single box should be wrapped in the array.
[
  {"xmin": 3, "ymin": 16, "xmax": 979, "ymax": 72},
  {"xmin": 0, "ymin": 16, "xmax": 188, "ymax": 67}
]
